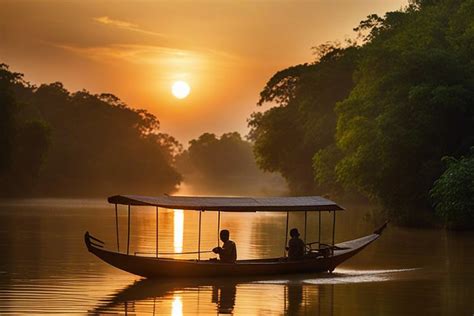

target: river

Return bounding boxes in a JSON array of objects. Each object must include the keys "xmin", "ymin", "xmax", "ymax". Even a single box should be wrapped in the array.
[{"xmin": 0, "ymin": 198, "xmax": 472, "ymax": 315}]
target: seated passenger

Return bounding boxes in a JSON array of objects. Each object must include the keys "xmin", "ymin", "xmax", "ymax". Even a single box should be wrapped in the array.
[
  {"xmin": 212, "ymin": 229, "xmax": 237, "ymax": 263},
  {"xmin": 287, "ymin": 228, "xmax": 305, "ymax": 260}
]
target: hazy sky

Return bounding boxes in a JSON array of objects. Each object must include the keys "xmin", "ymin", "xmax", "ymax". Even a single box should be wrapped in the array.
[{"xmin": 0, "ymin": 0, "xmax": 408, "ymax": 145}]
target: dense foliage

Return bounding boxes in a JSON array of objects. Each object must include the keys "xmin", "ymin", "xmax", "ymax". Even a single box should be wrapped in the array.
[
  {"xmin": 0, "ymin": 65, "xmax": 50, "ymax": 195},
  {"xmin": 0, "ymin": 64, "xmax": 182, "ymax": 197},
  {"xmin": 176, "ymin": 132, "xmax": 287, "ymax": 195},
  {"xmin": 335, "ymin": 0, "xmax": 474, "ymax": 224},
  {"xmin": 250, "ymin": 0, "xmax": 474, "ymax": 226},
  {"xmin": 248, "ymin": 46, "xmax": 359, "ymax": 194},
  {"xmin": 431, "ymin": 151, "xmax": 474, "ymax": 230}
]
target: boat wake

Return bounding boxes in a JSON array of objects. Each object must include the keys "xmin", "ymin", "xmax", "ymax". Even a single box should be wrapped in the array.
[
  {"xmin": 303, "ymin": 268, "xmax": 420, "ymax": 284},
  {"xmin": 253, "ymin": 268, "xmax": 419, "ymax": 285}
]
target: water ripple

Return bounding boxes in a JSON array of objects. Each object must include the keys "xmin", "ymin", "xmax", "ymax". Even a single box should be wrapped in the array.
[{"xmin": 303, "ymin": 268, "xmax": 420, "ymax": 284}]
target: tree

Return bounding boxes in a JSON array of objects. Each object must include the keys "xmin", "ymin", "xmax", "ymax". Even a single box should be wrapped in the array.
[
  {"xmin": 1, "ymin": 64, "xmax": 182, "ymax": 197},
  {"xmin": 249, "ymin": 0, "xmax": 474, "ymax": 227},
  {"xmin": 176, "ymin": 132, "xmax": 287, "ymax": 195},
  {"xmin": 0, "ymin": 64, "xmax": 21, "ymax": 173},
  {"xmin": 29, "ymin": 83, "xmax": 182, "ymax": 196},
  {"xmin": 431, "ymin": 151, "xmax": 474, "ymax": 230},
  {"xmin": 0, "ymin": 64, "xmax": 50, "ymax": 196},
  {"xmin": 335, "ymin": 0, "xmax": 474, "ymax": 224},
  {"xmin": 248, "ymin": 46, "xmax": 358, "ymax": 194}
]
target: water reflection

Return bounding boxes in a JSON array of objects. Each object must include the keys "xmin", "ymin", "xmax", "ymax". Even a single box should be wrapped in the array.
[
  {"xmin": 90, "ymin": 277, "xmax": 238, "ymax": 315},
  {"xmin": 174, "ymin": 210, "xmax": 184, "ymax": 253},
  {"xmin": 2, "ymin": 200, "xmax": 474, "ymax": 314},
  {"xmin": 90, "ymin": 277, "xmax": 315, "ymax": 315},
  {"xmin": 89, "ymin": 269, "xmax": 423, "ymax": 315},
  {"xmin": 286, "ymin": 284, "xmax": 304, "ymax": 315},
  {"xmin": 212, "ymin": 283, "xmax": 236, "ymax": 314},
  {"xmin": 172, "ymin": 295, "xmax": 183, "ymax": 316}
]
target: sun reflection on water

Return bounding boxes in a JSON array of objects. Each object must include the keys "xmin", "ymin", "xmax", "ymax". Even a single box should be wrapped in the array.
[
  {"xmin": 174, "ymin": 209, "xmax": 184, "ymax": 253},
  {"xmin": 171, "ymin": 295, "xmax": 183, "ymax": 316}
]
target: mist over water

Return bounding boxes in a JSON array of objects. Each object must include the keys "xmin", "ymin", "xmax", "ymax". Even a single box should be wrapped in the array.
[{"xmin": 0, "ymin": 197, "xmax": 473, "ymax": 315}]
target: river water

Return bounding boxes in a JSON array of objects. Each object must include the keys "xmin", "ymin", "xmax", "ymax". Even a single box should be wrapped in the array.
[{"xmin": 0, "ymin": 198, "xmax": 472, "ymax": 315}]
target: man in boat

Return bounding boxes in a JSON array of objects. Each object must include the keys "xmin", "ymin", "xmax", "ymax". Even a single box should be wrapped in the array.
[
  {"xmin": 287, "ymin": 228, "xmax": 305, "ymax": 260},
  {"xmin": 212, "ymin": 229, "xmax": 237, "ymax": 263}
]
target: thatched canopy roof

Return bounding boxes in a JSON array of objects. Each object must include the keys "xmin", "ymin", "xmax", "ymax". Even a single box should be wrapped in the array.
[{"xmin": 108, "ymin": 195, "xmax": 344, "ymax": 212}]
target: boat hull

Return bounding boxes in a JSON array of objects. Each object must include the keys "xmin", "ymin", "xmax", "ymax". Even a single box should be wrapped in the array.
[{"xmin": 85, "ymin": 230, "xmax": 384, "ymax": 278}]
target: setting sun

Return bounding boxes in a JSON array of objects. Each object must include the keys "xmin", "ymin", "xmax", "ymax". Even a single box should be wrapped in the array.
[{"xmin": 171, "ymin": 80, "xmax": 191, "ymax": 99}]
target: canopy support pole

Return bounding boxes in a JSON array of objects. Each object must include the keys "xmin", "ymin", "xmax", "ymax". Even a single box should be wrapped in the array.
[
  {"xmin": 304, "ymin": 211, "xmax": 307, "ymax": 244},
  {"xmin": 284, "ymin": 211, "xmax": 289, "ymax": 257},
  {"xmin": 198, "ymin": 210, "xmax": 202, "ymax": 261},
  {"xmin": 318, "ymin": 211, "xmax": 321, "ymax": 248},
  {"xmin": 332, "ymin": 211, "xmax": 336, "ymax": 256},
  {"xmin": 115, "ymin": 204, "xmax": 120, "ymax": 252},
  {"xmin": 155, "ymin": 207, "xmax": 159, "ymax": 258},
  {"xmin": 217, "ymin": 211, "xmax": 221, "ymax": 246},
  {"xmin": 127, "ymin": 205, "xmax": 131, "ymax": 255}
]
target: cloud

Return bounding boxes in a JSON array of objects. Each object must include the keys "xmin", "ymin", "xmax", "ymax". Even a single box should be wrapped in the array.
[
  {"xmin": 94, "ymin": 16, "xmax": 137, "ymax": 29},
  {"xmin": 54, "ymin": 42, "xmax": 240, "ymax": 69},
  {"xmin": 93, "ymin": 16, "xmax": 167, "ymax": 38},
  {"xmin": 90, "ymin": 16, "xmax": 239, "ymax": 63},
  {"xmin": 55, "ymin": 43, "xmax": 207, "ymax": 70}
]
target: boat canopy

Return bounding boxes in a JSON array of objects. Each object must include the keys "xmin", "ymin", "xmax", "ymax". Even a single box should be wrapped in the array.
[{"xmin": 107, "ymin": 195, "xmax": 344, "ymax": 212}]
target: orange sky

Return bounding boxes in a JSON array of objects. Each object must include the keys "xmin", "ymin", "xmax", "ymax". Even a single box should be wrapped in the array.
[{"xmin": 0, "ymin": 0, "xmax": 408, "ymax": 145}]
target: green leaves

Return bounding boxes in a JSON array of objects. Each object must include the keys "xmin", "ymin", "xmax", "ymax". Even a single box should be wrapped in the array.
[
  {"xmin": 431, "ymin": 151, "xmax": 474, "ymax": 229},
  {"xmin": 332, "ymin": 0, "xmax": 474, "ymax": 224},
  {"xmin": 249, "ymin": 46, "xmax": 357, "ymax": 194},
  {"xmin": 250, "ymin": 0, "xmax": 474, "ymax": 227}
]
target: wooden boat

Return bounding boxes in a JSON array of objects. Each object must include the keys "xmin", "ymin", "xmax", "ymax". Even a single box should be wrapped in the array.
[{"xmin": 85, "ymin": 195, "xmax": 388, "ymax": 278}]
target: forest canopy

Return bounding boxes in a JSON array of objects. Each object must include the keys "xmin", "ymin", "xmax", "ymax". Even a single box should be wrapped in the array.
[
  {"xmin": 249, "ymin": 0, "xmax": 474, "ymax": 227},
  {"xmin": 0, "ymin": 64, "xmax": 182, "ymax": 197}
]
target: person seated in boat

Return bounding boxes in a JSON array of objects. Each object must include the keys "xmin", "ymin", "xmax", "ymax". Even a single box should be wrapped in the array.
[
  {"xmin": 286, "ymin": 228, "xmax": 305, "ymax": 260},
  {"xmin": 212, "ymin": 229, "xmax": 237, "ymax": 263}
]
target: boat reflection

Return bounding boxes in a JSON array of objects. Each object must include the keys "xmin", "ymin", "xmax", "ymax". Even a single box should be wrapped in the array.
[
  {"xmin": 211, "ymin": 283, "xmax": 236, "ymax": 314},
  {"xmin": 89, "ymin": 275, "xmax": 336, "ymax": 315},
  {"xmin": 286, "ymin": 284, "xmax": 304, "ymax": 315}
]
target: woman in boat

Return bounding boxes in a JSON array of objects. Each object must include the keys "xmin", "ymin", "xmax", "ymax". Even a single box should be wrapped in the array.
[
  {"xmin": 287, "ymin": 228, "xmax": 305, "ymax": 260},
  {"xmin": 212, "ymin": 230, "xmax": 237, "ymax": 263}
]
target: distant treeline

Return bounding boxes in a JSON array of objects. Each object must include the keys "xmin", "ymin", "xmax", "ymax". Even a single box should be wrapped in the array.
[
  {"xmin": 176, "ymin": 132, "xmax": 287, "ymax": 196},
  {"xmin": 0, "ymin": 64, "xmax": 182, "ymax": 197},
  {"xmin": 249, "ymin": 0, "xmax": 474, "ymax": 229},
  {"xmin": 0, "ymin": 64, "xmax": 286, "ymax": 198}
]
